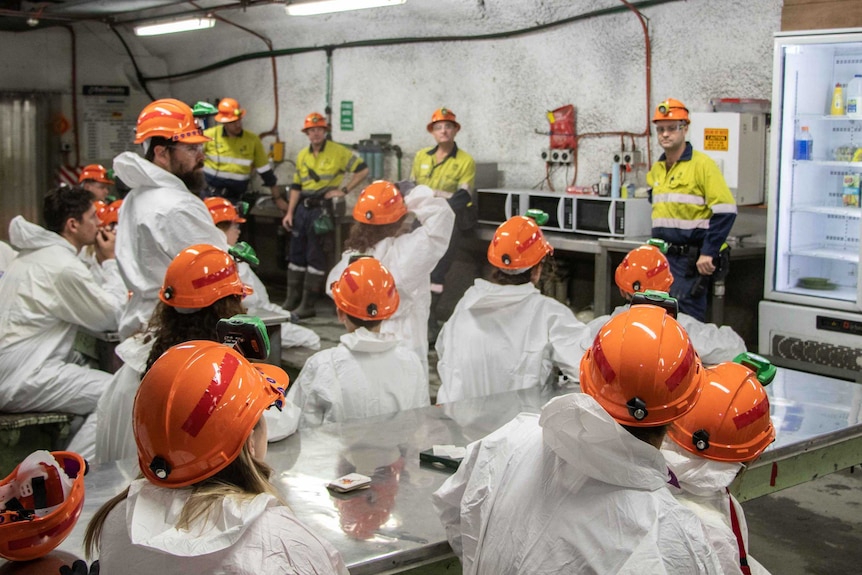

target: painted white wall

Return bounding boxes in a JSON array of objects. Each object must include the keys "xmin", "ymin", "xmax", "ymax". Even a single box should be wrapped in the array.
[{"xmin": 0, "ymin": 0, "xmax": 782, "ymax": 191}]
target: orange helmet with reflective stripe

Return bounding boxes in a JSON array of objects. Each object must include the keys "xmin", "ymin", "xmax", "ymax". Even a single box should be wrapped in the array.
[
  {"xmin": 205, "ymin": 197, "xmax": 247, "ymax": 225},
  {"xmin": 302, "ymin": 112, "xmax": 329, "ymax": 132},
  {"xmin": 667, "ymin": 360, "xmax": 775, "ymax": 462},
  {"xmin": 97, "ymin": 199, "xmax": 123, "ymax": 227},
  {"xmin": 580, "ymin": 305, "xmax": 705, "ymax": 426},
  {"xmin": 487, "ymin": 215, "xmax": 553, "ymax": 272},
  {"xmin": 159, "ymin": 244, "xmax": 251, "ymax": 308},
  {"xmin": 135, "ymin": 98, "xmax": 211, "ymax": 144},
  {"xmin": 331, "ymin": 257, "xmax": 400, "ymax": 321},
  {"xmin": 78, "ymin": 164, "xmax": 113, "ymax": 184},
  {"xmin": 653, "ymin": 98, "xmax": 690, "ymax": 123},
  {"xmin": 215, "ymin": 97, "xmax": 246, "ymax": 123},
  {"xmin": 426, "ymin": 107, "xmax": 461, "ymax": 132},
  {"xmin": 133, "ymin": 341, "xmax": 287, "ymax": 488},
  {"xmin": 615, "ymin": 244, "xmax": 674, "ymax": 296},
  {"xmin": 0, "ymin": 451, "xmax": 86, "ymax": 561},
  {"xmin": 353, "ymin": 181, "xmax": 407, "ymax": 225}
]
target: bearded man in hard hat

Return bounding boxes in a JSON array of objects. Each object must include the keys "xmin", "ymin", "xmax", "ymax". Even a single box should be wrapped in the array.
[
  {"xmin": 648, "ymin": 98, "xmax": 736, "ymax": 322},
  {"xmin": 112, "ymin": 98, "xmax": 229, "ymax": 339},
  {"xmin": 202, "ymin": 97, "xmax": 285, "ymax": 211}
]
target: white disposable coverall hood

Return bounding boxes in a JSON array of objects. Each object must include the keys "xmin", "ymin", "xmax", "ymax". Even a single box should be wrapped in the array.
[
  {"xmin": 113, "ymin": 152, "xmax": 228, "ymax": 339},
  {"xmin": 96, "ymin": 478, "xmax": 348, "ymax": 575},
  {"xmin": 433, "ymin": 393, "xmax": 724, "ymax": 575},
  {"xmin": 0, "ymin": 216, "xmax": 125, "ymax": 414},
  {"xmin": 285, "ymin": 327, "xmax": 428, "ymax": 428},
  {"xmin": 435, "ymin": 279, "xmax": 589, "ymax": 404},
  {"xmin": 326, "ymin": 185, "xmax": 454, "ymax": 382},
  {"xmin": 585, "ymin": 304, "xmax": 746, "ymax": 365}
]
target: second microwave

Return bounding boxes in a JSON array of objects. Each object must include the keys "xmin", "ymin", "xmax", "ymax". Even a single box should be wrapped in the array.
[{"xmin": 574, "ymin": 196, "xmax": 652, "ymax": 237}]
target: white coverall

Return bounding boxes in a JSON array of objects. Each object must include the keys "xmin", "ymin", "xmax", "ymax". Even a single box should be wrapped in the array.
[
  {"xmin": 662, "ymin": 439, "xmax": 771, "ymax": 575},
  {"xmin": 0, "ymin": 217, "xmax": 125, "ymax": 414},
  {"xmin": 97, "ymin": 478, "xmax": 349, "ymax": 575},
  {"xmin": 433, "ymin": 393, "xmax": 725, "ymax": 575},
  {"xmin": 326, "ymin": 185, "xmax": 454, "ymax": 382},
  {"xmin": 0, "ymin": 239, "xmax": 17, "ymax": 276},
  {"xmin": 435, "ymin": 279, "xmax": 589, "ymax": 404},
  {"xmin": 285, "ymin": 327, "xmax": 428, "ymax": 428},
  {"xmin": 585, "ymin": 305, "xmax": 746, "ymax": 365},
  {"xmin": 113, "ymin": 152, "xmax": 228, "ymax": 340}
]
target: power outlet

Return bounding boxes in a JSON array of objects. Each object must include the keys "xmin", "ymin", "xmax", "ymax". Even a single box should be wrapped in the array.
[
  {"xmin": 544, "ymin": 148, "xmax": 573, "ymax": 164},
  {"xmin": 614, "ymin": 149, "xmax": 642, "ymax": 166}
]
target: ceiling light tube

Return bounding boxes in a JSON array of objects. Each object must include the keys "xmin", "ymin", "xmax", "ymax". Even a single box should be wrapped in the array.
[
  {"xmin": 134, "ymin": 17, "xmax": 216, "ymax": 37},
  {"xmin": 285, "ymin": 0, "xmax": 406, "ymax": 17}
]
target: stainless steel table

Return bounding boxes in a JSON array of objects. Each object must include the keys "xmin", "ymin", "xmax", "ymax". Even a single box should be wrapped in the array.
[{"xmin": 3, "ymin": 369, "xmax": 860, "ymax": 573}]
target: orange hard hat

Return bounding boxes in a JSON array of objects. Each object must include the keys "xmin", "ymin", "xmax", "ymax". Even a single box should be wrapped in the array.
[
  {"xmin": 667, "ymin": 360, "xmax": 775, "ymax": 462},
  {"xmin": 352, "ymin": 181, "xmax": 407, "ymax": 225},
  {"xmin": 215, "ymin": 97, "xmax": 246, "ymax": 123},
  {"xmin": 0, "ymin": 451, "xmax": 86, "ymax": 561},
  {"xmin": 653, "ymin": 98, "xmax": 690, "ymax": 123},
  {"xmin": 302, "ymin": 112, "xmax": 329, "ymax": 132},
  {"xmin": 135, "ymin": 98, "xmax": 211, "ymax": 144},
  {"xmin": 204, "ymin": 197, "xmax": 247, "ymax": 224},
  {"xmin": 78, "ymin": 164, "xmax": 113, "ymax": 184},
  {"xmin": 580, "ymin": 305, "xmax": 705, "ymax": 426},
  {"xmin": 487, "ymin": 215, "xmax": 553, "ymax": 272},
  {"xmin": 331, "ymin": 257, "xmax": 400, "ymax": 321},
  {"xmin": 133, "ymin": 341, "xmax": 287, "ymax": 488},
  {"xmin": 426, "ymin": 107, "xmax": 460, "ymax": 132},
  {"xmin": 97, "ymin": 199, "xmax": 124, "ymax": 227},
  {"xmin": 159, "ymin": 244, "xmax": 251, "ymax": 308},
  {"xmin": 615, "ymin": 244, "xmax": 674, "ymax": 295}
]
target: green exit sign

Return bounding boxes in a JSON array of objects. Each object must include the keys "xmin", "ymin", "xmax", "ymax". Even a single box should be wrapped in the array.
[{"xmin": 340, "ymin": 101, "xmax": 354, "ymax": 131}]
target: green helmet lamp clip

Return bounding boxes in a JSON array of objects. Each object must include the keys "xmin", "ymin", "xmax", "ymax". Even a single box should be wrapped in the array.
[
  {"xmin": 524, "ymin": 208, "xmax": 550, "ymax": 227},
  {"xmin": 732, "ymin": 352, "xmax": 777, "ymax": 386},
  {"xmin": 629, "ymin": 290, "xmax": 679, "ymax": 319},
  {"xmin": 229, "ymin": 241, "xmax": 259, "ymax": 266},
  {"xmin": 646, "ymin": 238, "xmax": 669, "ymax": 254}
]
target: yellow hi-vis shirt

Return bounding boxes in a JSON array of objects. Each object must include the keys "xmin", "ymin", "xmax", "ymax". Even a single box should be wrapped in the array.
[
  {"xmin": 291, "ymin": 140, "xmax": 363, "ymax": 195},
  {"xmin": 203, "ymin": 126, "xmax": 276, "ymax": 192},
  {"xmin": 411, "ymin": 143, "xmax": 476, "ymax": 193}
]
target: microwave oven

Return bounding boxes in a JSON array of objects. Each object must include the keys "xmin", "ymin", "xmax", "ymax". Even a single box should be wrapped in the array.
[
  {"xmin": 476, "ymin": 189, "xmax": 575, "ymax": 232},
  {"xmin": 574, "ymin": 196, "xmax": 652, "ymax": 238}
]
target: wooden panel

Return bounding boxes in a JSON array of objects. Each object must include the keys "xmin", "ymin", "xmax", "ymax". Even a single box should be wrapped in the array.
[{"xmin": 782, "ymin": 0, "xmax": 862, "ymax": 31}]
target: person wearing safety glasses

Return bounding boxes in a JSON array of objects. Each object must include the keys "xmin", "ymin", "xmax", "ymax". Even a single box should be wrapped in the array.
[{"xmin": 647, "ymin": 98, "xmax": 737, "ymax": 322}]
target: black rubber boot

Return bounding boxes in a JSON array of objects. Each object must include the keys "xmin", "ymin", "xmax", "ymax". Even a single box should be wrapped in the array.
[
  {"xmin": 291, "ymin": 272, "xmax": 326, "ymax": 319},
  {"xmin": 281, "ymin": 269, "xmax": 304, "ymax": 310}
]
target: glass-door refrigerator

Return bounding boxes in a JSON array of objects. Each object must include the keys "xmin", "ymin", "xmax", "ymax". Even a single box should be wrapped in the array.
[{"xmin": 759, "ymin": 28, "xmax": 862, "ymax": 378}]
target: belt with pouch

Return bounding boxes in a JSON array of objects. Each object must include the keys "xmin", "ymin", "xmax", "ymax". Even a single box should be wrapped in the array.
[
  {"xmin": 666, "ymin": 243, "xmax": 701, "ymax": 256},
  {"xmin": 301, "ymin": 195, "xmax": 326, "ymax": 208}
]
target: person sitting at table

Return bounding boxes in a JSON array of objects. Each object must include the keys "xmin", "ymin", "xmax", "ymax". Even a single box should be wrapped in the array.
[
  {"xmin": 89, "ymin": 244, "xmax": 300, "ymax": 464},
  {"xmin": 434, "ymin": 211, "xmax": 588, "ymax": 404},
  {"xmin": 662, "ymin": 353, "xmax": 777, "ymax": 575},
  {"xmin": 205, "ymin": 197, "xmax": 321, "ymax": 352},
  {"xmin": 288, "ymin": 257, "xmax": 427, "ymax": 427},
  {"xmin": 83, "ymin": 341, "xmax": 349, "ymax": 575},
  {"xmin": 0, "ymin": 186, "xmax": 125, "ymax": 422},
  {"xmin": 326, "ymin": 180, "xmax": 453, "ymax": 384},
  {"xmin": 584, "ymin": 240, "xmax": 745, "ymax": 364},
  {"xmin": 433, "ymin": 305, "xmax": 723, "ymax": 574}
]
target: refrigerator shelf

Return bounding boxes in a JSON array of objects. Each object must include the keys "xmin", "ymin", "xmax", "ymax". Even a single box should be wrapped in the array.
[
  {"xmin": 796, "ymin": 113, "xmax": 862, "ymax": 122},
  {"xmin": 792, "ymin": 160, "xmax": 862, "ymax": 169},
  {"xmin": 782, "ymin": 284, "xmax": 856, "ymax": 301},
  {"xmin": 791, "ymin": 205, "xmax": 862, "ymax": 218},
  {"xmin": 788, "ymin": 246, "xmax": 860, "ymax": 263}
]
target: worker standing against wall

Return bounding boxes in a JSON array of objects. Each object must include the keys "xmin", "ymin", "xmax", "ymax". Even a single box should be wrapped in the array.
[
  {"xmin": 411, "ymin": 107, "xmax": 476, "ymax": 342},
  {"xmin": 648, "ymin": 98, "xmax": 737, "ymax": 322},
  {"xmin": 281, "ymin": 112, "xmax": 369, "ymax": 319},
  {"xmin": 202, "ymin": 97, "xmax": 286, "ymax": 211},
  {"xmin": 113, "ymin": 98, "xmax": 229, "ymax": 339}
]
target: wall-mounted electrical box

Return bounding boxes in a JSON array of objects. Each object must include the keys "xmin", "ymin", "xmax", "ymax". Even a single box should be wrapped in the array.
[
  {"xmin": 687, "ymin": 112, "xmax": 767, "ymax": 205},
  {"xmin": 541, "ymin": 148, "xmax": 573, "ymax": 164}
]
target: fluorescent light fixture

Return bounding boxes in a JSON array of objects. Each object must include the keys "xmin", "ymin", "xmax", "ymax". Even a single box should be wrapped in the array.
[
  {"xmin": 134, "ymin": 17, "xmax": 216, "ymax": 37},
  {"xmin": 285, "ymin": 0, "xmax": 406, "ymax": 16}
]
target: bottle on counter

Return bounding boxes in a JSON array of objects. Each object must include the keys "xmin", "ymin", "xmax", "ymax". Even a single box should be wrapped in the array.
[
  {"xmin": 831, "ymin": 83, "xmax": 845, "ymax": 116},
  {"xmin": 794, "ymin": 126, "xmax": 813, "ymax": 161},
  {"xmin": 847, "ymin": 75, "xmax": 862, "ymax": 119}
]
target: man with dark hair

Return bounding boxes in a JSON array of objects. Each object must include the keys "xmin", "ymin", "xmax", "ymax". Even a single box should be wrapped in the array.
[
  {"xmin": 0, "ymin": 186, "xmax": 126, "ymax": 419},
  {"xmin": 112, "ymin": 98, "xmax": 228, "ymax": 339}
]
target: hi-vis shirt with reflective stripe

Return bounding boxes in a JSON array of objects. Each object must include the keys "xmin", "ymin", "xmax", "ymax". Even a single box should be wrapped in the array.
[
  {"xmin": 291, "ymin": 140, "xmax": 363, "ymax": 194},
  {"xmin": 410, "ymin": 143, "xmax": 476, "ymax": 193},
  {"xmin": 203, "ymin": 126, "xmax": 276, "ymax": 190},
  {"xmin": 647, "ymin": 144, "xmax": 737, "ymax": 257}
]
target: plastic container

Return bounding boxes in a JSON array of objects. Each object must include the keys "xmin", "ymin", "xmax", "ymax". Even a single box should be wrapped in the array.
[
  {"xmin": 831, "ymin": 83, "xmax": 844, "ymax": 116},
  {"xmin": 794, "ymin": 126, "xmax": 813, "ymax": 161},
  {"xmin": 847, "ymin": 75, "xmax": 862, "ymax": 119},
  {"xmin": 610, "ymin": 163, "xmax": 621, "ymax": 198}
]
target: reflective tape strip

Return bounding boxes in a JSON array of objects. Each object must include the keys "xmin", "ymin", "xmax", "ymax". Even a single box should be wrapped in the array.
[
  {"xmin": 517, "ymin": 231, "xmax": 541, "ymax": 254},
  {"xmin": 181, "ymin": 352, "xmax": 240, "ymax": 438},
  {"xmin": 191, "ymin": 264, "xmax": 237, "ymax": 289},
  {"xmin": 343, "ymin": 272, "xmax": 360, "ymax": 292},
  {"xmin": 592, "ymin": 337, "xmax": 616, "ymax": 385},
  {"xmin": 664, "ymin": 343, "xmax": 695, "ymax": 392},
  {"xmin": 653, "ymin": 193, "xmax": 706, "ymax": 205},
  {"xmin": 711, "ymin": 203, "xmax": 738, "ymax": 214},
  {"xmin": 205, "ymin": 155, "xmax": 253, "ymax": 167},
  {"xmin": 652, "ymin": 217, "xmax": 710, "ymax": 230},
  {"xmin": 256, "ymin": 165, "xmax": 274, "ymax": 174},
  {"xmin": 203, "ymin": 166, "xmax": 250, "ymax": 182},
  {"xmin": 733, "ymin": 400, "xmax": 769, "ymax": 430}
]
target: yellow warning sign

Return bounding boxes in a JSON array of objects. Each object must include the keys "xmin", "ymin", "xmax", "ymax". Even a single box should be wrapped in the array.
[{"xmin": 704, "ymin": 128, "xmax": 729, "ymax": 152}]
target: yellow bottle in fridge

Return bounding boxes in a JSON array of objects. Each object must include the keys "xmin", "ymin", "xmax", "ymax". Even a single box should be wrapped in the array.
[{"xmin": 831, "ymin": 83, "xmax": 845, "ymax": 116}]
